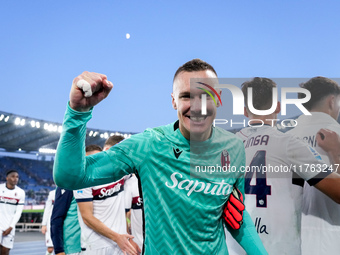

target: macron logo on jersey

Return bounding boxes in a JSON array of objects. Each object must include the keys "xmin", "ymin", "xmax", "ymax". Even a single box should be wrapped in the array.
[
  {"xmin": 165, "ymin": 172, "xmax": 232, "ymax": 197},
  {"xmin": 173, "ymin": 148, "xmax": 183, "ymax": 159}
]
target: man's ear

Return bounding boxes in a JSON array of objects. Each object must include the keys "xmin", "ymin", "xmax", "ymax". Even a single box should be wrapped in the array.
[
  {"xmin": 171, "ymin": 93, "xmax": 177, "ymax": 110},
  {"xmin": 244, "ymin": 107, "xmax": 249, "ymax": 118},
  {"xmin": 329, "ymin": 95, "xmax": 336, "ymax": 110},
  {"xmin": 274, "ymin": 101, "xmax": 281, "ymax": 114}
]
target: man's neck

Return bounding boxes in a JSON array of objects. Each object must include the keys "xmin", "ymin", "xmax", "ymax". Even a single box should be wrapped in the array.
[
  {"xmin": 310, "ymin": 109, "xmax": 335, "ymax": 120},
  {"xmin": 180, "ymin": 127, "xmax": 212, "ymax": 142},
  {"xmin": 6, "ymin": 183, "xmax": 14, "ymax": 189}
]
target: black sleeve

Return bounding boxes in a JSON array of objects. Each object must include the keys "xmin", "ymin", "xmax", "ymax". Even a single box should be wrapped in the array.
[{"xmin": 50, "ymin": 187, "xmax": 73, "ymax": 254}]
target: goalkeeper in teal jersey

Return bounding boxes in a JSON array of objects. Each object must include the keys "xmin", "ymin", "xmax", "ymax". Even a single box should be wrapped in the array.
[{"xmin": 53, "ymin": 59, "xmax": 267, "ymax": 255}]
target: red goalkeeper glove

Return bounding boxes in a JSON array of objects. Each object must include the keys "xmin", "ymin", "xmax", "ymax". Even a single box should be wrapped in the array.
[{"xmin": 223, "ymin": 187, "xmax": 245, "ymax": 230}]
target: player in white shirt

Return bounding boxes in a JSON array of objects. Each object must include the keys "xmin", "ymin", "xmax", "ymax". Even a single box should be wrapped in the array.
[
  {"xmin": 74, "ymin": 143, "xmax": 138, "ymax": 255},
  {"xmin": 287, "ymin": 76, "xmax": 340, "ymax": 255},
  {"xmin": 226, "ymin": 77, "xmax": 340, "ymax": 255},
  {"xmin": 41, "ymin": 189, "xmax": 56, "ymax": 255},
  {"xmin": 0, "ymin": 170, "xmax": 25, "ymax": 255},
  {"xmin": 124, "ymin": 174, "xmax": 143, "ymax": 251}
]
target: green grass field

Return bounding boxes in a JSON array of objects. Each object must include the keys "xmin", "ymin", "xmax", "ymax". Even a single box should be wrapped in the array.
[{"xmin": 23, "ymin": 209, "xmax": 44, "ymax": 213}]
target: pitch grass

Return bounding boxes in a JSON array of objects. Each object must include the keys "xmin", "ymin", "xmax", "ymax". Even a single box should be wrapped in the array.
[{"xmin": 23, "ymin": 209, "xmax": 44, "ymax": 213}]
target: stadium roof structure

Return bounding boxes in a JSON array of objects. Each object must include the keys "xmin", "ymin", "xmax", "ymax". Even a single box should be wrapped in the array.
[{"xmin": 0, "ymin": 110, "xmax": 135, "ymax": 155}]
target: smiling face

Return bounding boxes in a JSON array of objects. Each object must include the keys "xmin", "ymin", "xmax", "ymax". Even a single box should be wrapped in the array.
[{"xmin": 172, "ymin": 70, "xmax": 220, "ymax": 141}]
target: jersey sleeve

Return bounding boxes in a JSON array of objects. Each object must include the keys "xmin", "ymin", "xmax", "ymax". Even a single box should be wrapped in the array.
[
  {"xmin": 287, "ymin": 136, "xmax": 332, "ymax": 185},
  {"xmin": 42, "ymin": 191, "xmax": 54, "ymax": 226},
  {"xmin": 74, "ymin": 187, "xmax": 93, "ymax": 203},
  {"xmin": 53, "ymin": 103, "xmax": 151, "ymax": 190}
]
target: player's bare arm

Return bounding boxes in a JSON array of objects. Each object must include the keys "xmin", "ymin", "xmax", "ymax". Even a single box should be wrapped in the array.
[
  {"xmin": 70, "ymin": 71, "xmax": 113, "ymax": 112},
  {"xmin": 77, "ymin": 201, "xmax": 137, "ymax": 255}
]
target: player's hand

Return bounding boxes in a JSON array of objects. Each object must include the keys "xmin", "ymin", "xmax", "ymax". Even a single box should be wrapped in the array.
[
  {"xmin": 70, "ymin": 71, "xmax": 113, "ymax": 112},
  {"xmin": 223, "ymin": 187, "xmax": 245, "ymax": 230},
  {"xmin": 2, "ymin": 227, "xmax": 12, "ymax": 236},
  {"xmin": 317, "ymin": 128, "xmax": 340, "ymax": 167},
  {"xmin": 115, "ymin": 234, "xmax": 138, "ymax": 255},
  {"xmin": 41, "ymin": 225, "xmax": 47, "ymax": 234},
  {"xmin": 129, "ymin": 238, "xmax": 142, "ymax": 255},
  {"xmin": 317, "ymin": 128, "xmax": 340, "ymax": 154}
]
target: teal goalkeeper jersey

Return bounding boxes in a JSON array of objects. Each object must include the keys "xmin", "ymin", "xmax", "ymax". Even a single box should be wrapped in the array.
[{"xmin": 54, "ymin": 105, "xmax": 267, "ymax": 255}]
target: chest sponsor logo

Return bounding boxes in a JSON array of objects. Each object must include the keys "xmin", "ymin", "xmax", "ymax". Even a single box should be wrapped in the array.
[
  {"xmin": 93, "ymin": 179, "xmax": 125, "ymax": 200},
  {"xmin": 0, "ymin": 196, "xmax": 19, "ymax": 205},
  {"xmin": 165, "ymin": 172, "xmax": 232, "ymax": 197},
  {"xmin": 132, "ymin": 196, "xmax": 143, "ymax": 209}
]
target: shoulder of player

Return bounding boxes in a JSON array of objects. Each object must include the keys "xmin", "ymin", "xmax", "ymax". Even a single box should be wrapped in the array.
[
  {"xmin": 14, "ymin": 186, "xmax": 26, "ymax": 198},
  {"xmin": 325, "ymin": 123, "xmax": 340, "ymax": 134},
  {"xmin": 137, "ymin": 122, "xmax": 176, "ymax": 142},
  {"xmin": 147, "ymin": 122, "xmax": 175, "ymax": 135},
  {"xmin": 117, "ymin": 123, "xmax": 170, "ymax": 144},
  {"xmin": 15, "ymin": 185, "xmax": 25, "ymax": 193}
]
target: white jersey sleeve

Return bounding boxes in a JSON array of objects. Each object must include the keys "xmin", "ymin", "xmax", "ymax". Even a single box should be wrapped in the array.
[
  {"xmin": 74, "ymin": 187, "xmax": 93, "ymax": 202},
  {"xmin": 42, "ymin": 190, "xmax": 55, "ymax": 226}
]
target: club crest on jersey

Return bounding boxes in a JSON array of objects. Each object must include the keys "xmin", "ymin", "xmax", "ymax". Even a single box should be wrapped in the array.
[{"xmin": 221, "ymin": 150, "xmax": 231, "ymax": 168}]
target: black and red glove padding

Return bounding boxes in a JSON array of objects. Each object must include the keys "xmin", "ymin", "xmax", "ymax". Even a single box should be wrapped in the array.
[{"xmin": 223, "ymin": 187, "xmax": 245, "ymax": 230}]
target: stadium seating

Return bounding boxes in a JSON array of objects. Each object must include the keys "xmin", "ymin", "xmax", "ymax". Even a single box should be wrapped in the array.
[{"xmin": 0, "ymin": 156, "xmax": 55, "ymax": 205}]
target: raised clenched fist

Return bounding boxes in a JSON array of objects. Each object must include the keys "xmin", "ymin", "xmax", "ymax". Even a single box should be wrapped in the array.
[{"xmin": 69, "ymin": 71, "xmax": 113, "ymax": 112}]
